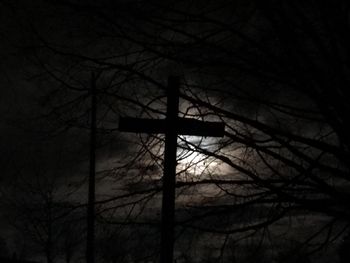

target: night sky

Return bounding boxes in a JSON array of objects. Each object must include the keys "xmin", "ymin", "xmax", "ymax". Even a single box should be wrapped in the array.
[{"xmin": 1, "ymin": 1, "xmax": 350, "ymax": 263}]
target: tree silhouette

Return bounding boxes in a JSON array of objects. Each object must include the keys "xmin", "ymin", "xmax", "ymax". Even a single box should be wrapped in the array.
[
  {"xmin": 1, "ymin": 163, "xmax": 85, "ymax": 263},
  {"xmin": 1, "ymin": 0, "xmax": 350, "ymax": 262}
]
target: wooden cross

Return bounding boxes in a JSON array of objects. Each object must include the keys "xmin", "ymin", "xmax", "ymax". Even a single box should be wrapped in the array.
[{"xmin": 119, "ymin": 76, "xmax": 225, "ymax": 263}]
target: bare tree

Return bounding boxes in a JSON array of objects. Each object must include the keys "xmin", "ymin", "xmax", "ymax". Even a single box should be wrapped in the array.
[{"xmin": 2, "ymin": 0, "xmax": 350, "ymax": 262}]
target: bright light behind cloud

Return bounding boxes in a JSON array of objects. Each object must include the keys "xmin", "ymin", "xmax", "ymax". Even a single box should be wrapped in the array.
[{"xmin": 177, "ymin": 135, "xmax": 222, "ymax": 180}]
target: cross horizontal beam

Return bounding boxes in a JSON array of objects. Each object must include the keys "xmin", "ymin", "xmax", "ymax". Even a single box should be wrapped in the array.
[{"xmin": 119, "ymin": 117, "xmax": 225, "ymax": 137}]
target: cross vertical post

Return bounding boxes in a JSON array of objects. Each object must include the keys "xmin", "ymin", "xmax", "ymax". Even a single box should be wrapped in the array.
[{"xmin": 160, "ymin": 76, "xmax": 179, "ymax": 263}]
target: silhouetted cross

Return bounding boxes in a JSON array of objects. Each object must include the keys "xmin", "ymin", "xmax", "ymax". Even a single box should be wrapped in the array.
[{"xmin": 119, "ymin": 76, "xmax": 225, "ymax": 263}]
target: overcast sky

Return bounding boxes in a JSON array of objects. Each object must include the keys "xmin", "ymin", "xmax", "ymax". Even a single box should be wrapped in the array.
[{"xmin": 0, "ymin": 1, "xmax": 347, "ymax": 262}]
